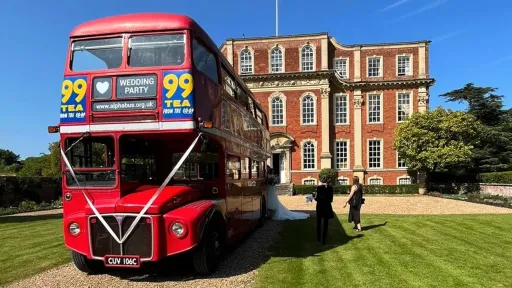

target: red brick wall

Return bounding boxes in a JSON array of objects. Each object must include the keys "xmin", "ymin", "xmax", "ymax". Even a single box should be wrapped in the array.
[
  {"xmin": 359, "ymin": 47, "xmax": 419, "ymax": 81},
  {"xmin": 361, "ymin": 88, "xmax": 418, "ymax": 170},
  {"xmin": 253, "ymin": 89, "xmax": 323, "ymax": 171}
]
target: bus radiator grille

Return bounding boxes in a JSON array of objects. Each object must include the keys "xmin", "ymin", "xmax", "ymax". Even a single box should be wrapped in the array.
[{"xmin": 89, "ymin": 215, "xmax": 153, "ymax": 259}]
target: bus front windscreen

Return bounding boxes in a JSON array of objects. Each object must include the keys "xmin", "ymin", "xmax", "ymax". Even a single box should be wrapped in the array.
[
  {"xmin": 70, "ymin": 37, "xmax": 123, "ymax": 72},
  {"xmin": 64, "ymin": 136, "xmax": 116, "ymax": 187},
  {"xmin": 128, "ymin": 34, "xmax": 186, "ymax": 67}
]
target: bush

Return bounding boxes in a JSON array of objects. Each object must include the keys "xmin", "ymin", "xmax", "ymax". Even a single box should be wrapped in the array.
[
  {"xmin": 293, "ymin": 184, "xmax": 419, "ymax": 195},
  {"xmin": 480, "ymin": 171, "xmax": 512, "ymax": 184},
  {"xmin": 0, "ymin": 176, "xmax": 61, "ymax": 208},
  {"xmin": 318, "ymin": 168, "xmax": 338, "ymax": 185},
  {"xmin": 0, "ymin": 198, "xmax": 63, "ymax": 216}
]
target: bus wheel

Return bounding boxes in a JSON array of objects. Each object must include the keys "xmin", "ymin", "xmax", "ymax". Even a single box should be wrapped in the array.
[
  {"xmin": 258, "ymin": 197, "xmax": 267, "ymax": 227},
  {"xmin": 193, "ymin": 219, "xmax": 224, "ymax": 275},
  {"xmin": 71, "ymin": 251, "xmax": 104, "ymax": 274}
]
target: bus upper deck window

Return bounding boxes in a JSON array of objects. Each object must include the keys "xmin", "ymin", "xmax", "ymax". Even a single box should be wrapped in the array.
[
  {"xmin": 70, "ymin": 38, "xmax": 123, "ymax": 72},
  {"xmin": 128, "ymin": 34, "xmax": 186, "ymax": 67}
]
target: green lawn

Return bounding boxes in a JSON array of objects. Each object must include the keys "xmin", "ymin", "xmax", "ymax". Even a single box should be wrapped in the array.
[
  {"xmin": 0, "ymin": 214, "xmax": 68, "ymax": 286},
  {"xmin": 255, "ymin": 214, "xmax": 512, "ymax": 288}
]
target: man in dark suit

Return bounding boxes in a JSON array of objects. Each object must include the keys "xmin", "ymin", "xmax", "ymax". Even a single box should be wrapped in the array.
[{"xmin": 314, "ymin": 182, "xmax": 334, "ymax": 245}]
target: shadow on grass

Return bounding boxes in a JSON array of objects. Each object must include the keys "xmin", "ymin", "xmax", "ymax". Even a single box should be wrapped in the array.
[
  {"xmin": 265, "ymin": 210, "xmax": 364, "ymax": 260},
  {"xmin": 0, "ymin": 213, "xmax": 63, "ymax": 224}
]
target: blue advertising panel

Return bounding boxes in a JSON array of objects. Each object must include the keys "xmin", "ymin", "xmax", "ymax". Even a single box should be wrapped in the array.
[
  {"xmin": 60, "ymin": 76, "xmax": 88, "ymax": 123},
  {"xmin": 161, "ymin": 70, "xmax": 195, "ymax": 119}
]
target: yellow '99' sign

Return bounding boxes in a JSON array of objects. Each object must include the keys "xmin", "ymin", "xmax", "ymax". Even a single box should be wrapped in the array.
[
  {"xmin": 162, "ymin": 71, "xmax": 194, "ymax": 119},
  {"xmin": 60, "ymin": 76, "xmax": 87, "ymax": 122}
]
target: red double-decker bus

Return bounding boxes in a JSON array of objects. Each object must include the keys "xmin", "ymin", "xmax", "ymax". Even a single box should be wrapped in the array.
[{"xmin": 49, "ymin": 13, "xmax": 271, "ymax": 274}]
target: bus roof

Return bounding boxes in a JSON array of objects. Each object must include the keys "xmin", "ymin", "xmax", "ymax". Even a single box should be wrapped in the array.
[
  {"xmin": 70, "ymin": 13, "xmax": 199, "ymax": 37},
  {"xmin": 69, "ymin": 13, "xmax": 266, "ymax": 116}
]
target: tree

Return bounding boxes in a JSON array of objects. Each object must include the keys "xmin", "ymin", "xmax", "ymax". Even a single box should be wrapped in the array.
[
  {"xmin": 0, "ymin": 148, "xmax": 21, "ymax": 174},
  {"xmin": 17, "ymin": 155, "xmax": 50, "ymax": 177},
  {"xmin": 42, "ymin": 142, "xmax": 61, "ymax": 177},
  {"xmin": 440, "ymin": 83, "xmax": 512, "ymax": 172},
  {"xmin": 393, "ymin": 107, "xmax": 483, "ymax": 186}
]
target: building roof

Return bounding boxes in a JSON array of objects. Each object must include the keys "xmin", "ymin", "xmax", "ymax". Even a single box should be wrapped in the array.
[{"xmin": 219, "ymin": 32, "xmax": 431, "ymax": 50}]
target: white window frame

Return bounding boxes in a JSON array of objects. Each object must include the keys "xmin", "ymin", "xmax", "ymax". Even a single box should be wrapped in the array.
[
  {"xmin": 367, "ymin": 92, "xmax": 383, "ymax": 124},
  {"xmin": 302, "ymin": 177, "xmax": 317, "ymax": 185},
  {"xmin": 367, "ymin": 56, "xmax": 383, "ymax": 77},
  {"xmin": 333, "ymin": 93, "xmax": 350, "ymax": 125},
  {"xmin": 334, "ymin": 139, "xmax": 350, "ymax": 170},
  {"xmin": 239, "ymin": 46, "xmax": 254, "ymax": 75},
  {"xmin": 397, "ymin": 151, "xmax": 408, "ymax": 168},
  {"xmin": 397, "ymin": 176, "xmax": 412, "ymax": 185},
  {"xmin": 396, "ymin": 91, "xmax": 413, "ymax": 123},
  {"xmin": 300, "ymin": 92, "xmax": 317, "ymax": 125},
  {"xmin": 300, "ymin": 43, "xmax": 316, "ymax": 72},
  {"xmin": 367, "ymin": 138, "xmax": 383, "ymax": 169},
  {"xmin": 396, "ymin": 54, "xmax": 413, "ymax": 76},
  {"xmin": 301, "ymin": 139, "xmax": 317, "ymax": 170},
  {"xmin": 333, "ymin": 57, "xmax": 349, "ymax": 78},
  {"xmin": 337, "ymin": 176, "xmax": 349, "ymax": 185},
  {"xmin": 368, "ymin": 176, "xmax": 383, "ymax": 185},
  {"xmin": 269, "ymin": 45, "xmax": 285, "ymax": 73},
  {"xmin": 268, "ymin": 92, "xmax": 287, "ymax": 126}
]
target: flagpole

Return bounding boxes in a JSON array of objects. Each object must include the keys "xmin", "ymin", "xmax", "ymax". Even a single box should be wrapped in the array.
[{"xmin": 276, "ymin": 0, "xmax": 278, "ymax": 36}]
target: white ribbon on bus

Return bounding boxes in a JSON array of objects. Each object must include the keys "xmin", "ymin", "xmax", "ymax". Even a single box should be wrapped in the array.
[{"xmin": 60, "ymin": 132, "xmax": 204, "ymax": 244}]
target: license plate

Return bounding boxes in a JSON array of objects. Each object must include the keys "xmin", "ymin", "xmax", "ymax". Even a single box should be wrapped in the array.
[{"xmin": 104, "ymin": 255, "xmax": 140, "ymax": 268}]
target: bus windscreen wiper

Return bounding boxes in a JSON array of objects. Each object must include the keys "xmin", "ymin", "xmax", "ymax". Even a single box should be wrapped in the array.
[{"xmin": 64, "ymin": 131, "xmax": 91, "ymax": 154}]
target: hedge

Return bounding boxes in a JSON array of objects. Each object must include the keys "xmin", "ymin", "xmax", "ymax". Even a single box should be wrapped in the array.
[
  {"xmin": 480, "ymin": 171, "xmax": 512, "ymax": 184},
  {"xmin": 293, "ymin": 184, "xmax": 420, "ymax": 195},
  {"xmin": 0, "ymin": 176, "xmax": 61, "ymax": 208}
]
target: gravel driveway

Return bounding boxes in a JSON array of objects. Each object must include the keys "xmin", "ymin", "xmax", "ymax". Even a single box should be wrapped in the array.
[{"xmin": 6, "ymin": 195, "xmax": 511, "ymax": 288}]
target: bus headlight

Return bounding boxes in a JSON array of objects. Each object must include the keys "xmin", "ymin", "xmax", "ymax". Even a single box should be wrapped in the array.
[
  {"xmin": 170, "ymin": 221, "xmax": 186, "ymax": 238},
  {"xmin": 69, "ymin": 222, "xmax": 80, "ymax": 236}
]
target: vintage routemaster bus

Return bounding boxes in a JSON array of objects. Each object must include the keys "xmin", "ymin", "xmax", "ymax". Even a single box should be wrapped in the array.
[{"xmin": 48, "ymin": 13, "xmax": 271, "ymax": 274}]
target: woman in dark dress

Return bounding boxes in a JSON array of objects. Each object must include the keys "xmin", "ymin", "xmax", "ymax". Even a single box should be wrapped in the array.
[
  {"xmin": 314, "ymin": 182, "xmax": 334, "ymax": 245},
  {"xmin": 344, "ymin": 176, "xmax": 364, "ymax": 232}
]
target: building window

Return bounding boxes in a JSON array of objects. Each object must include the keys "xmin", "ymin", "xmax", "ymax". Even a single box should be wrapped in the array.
[
  {"xmin": 270, "ymin": 47, "xmax": 283, "ymax": 73},
  {"xmin": 398, "ymin": 177, "xmax": 411, "ymax": 185},
  {"xmin": 368, "ymin": 94, "xmax": 381, "ymax": 123},
  {"xmin": 338, "ymin": 178, "xmax": 349, "ymax": 185},
  {"xmin": 334, "ymin": 58, "xmax": 347, "ymax": 78},
  {"xmin": 397, "ymin": 92, "xmax": 411, "ymax": 122},
  {"xmin": 369, "ymin": 177, "xmax": 382, "ymax": 185},
  {"xmin": 397, "ymin": 55, "xmax": 411, "ymax": 76},
  {"xmin": 368, "ymin": 140, "xmax": 382, "ymax": 169},
  {"xmin": 301, "ymin": 95, "xmax": 315, "ymax": 124},
  {"xmin": 397, "ymin": 153, "xmax": 407, "ymax": 168},
  {"xmin": 240, "ymin": 48, "xmax": 253, "ymax": 74},
  {"xmin": 303, "ymin": 178, "xmax": 316, "ymax": 185},
  {"xmin": 270, "ymin": 97, "xmax": 284, "ymax": 125},
  {"xmin": 334, "ymin": 94, "xmax": 348, "ymax": 124},
  {"xmin": 335, "ymin": 140, "xmax": 349, "ymax": 169},
  {"xmin": 368, "ymin": 57, "xmax": 381, "ymax": 77},
  {"xmin": 301, "ymin": 45, "xmax": 314, "ymax": 71},
  {"xmin": 302, "ymin": 141, "xmax": 316, "ymax": 170}
]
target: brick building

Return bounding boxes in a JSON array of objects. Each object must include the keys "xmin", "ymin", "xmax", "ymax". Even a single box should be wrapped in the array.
[{"xmin": 220, "ymin": 33, "xmax": 435, "ymax": 186}]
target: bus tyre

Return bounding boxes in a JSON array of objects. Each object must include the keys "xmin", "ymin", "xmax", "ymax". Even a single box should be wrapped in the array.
[
  {"xmin": 71, "ymin": 251, "xmax": 104, "ymax": 274},
  {"xmin": 258, "ymin": 197, "xmax": 267, "ymax": 228},
  {"xmin": 193, "ymin": 220, "xmax": 224, "ymax": 275}
]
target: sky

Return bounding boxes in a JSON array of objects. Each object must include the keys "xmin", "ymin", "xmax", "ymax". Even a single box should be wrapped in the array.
[{"xmin": 0, "ymin": 0, "xmax": 511, "ymax": 159}]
